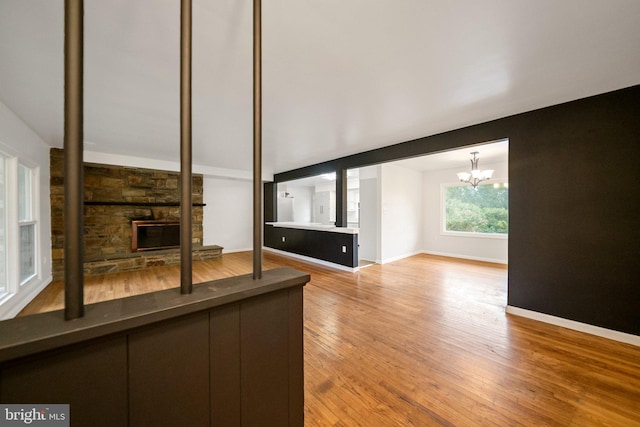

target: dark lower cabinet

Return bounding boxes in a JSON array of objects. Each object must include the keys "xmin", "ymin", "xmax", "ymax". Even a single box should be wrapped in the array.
[{"xmin": 265, "ymin": 225, "xmax": 358, "ymax": 268}]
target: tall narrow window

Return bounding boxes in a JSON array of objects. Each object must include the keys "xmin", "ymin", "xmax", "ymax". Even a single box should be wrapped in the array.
[
  {"xmin": 18, "ymin": 164, "xmax": 37, "ymax": 284},
  {"xmin": 0, "ymin": 155, "xmax": 6, "ymax": 294}
]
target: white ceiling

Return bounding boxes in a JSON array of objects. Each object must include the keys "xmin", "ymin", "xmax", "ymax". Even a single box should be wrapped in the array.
[
  {"xmin": 1, "ymin": 1, "xmax": 639, "ymax": 176},
  {"xmin": 393, "ymin": 139, "xmax": 508, "ymax": 172}
]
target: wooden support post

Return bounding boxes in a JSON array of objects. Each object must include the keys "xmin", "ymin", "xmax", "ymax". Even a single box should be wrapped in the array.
[
  {"xmin": 253, "ymin": 0, "xmax": 263, "ymax": 279},
  {"xmin": 180, "ymin": 0, "xmax": 193, "ymax": 294},
  {"xmin": 64, "ymin": 0, "xmax": 84, "ymax": 319}
]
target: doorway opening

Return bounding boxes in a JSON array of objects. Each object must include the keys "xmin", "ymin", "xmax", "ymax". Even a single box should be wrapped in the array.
[{"xmin": 349, "ymin": 139, "xmax": 508, "ymax": 268}]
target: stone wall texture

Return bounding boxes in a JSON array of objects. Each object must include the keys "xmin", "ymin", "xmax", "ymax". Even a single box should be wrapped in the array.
[{"xmin": 50, "ymin": 148, "xmax": 205, "ymax": 280}]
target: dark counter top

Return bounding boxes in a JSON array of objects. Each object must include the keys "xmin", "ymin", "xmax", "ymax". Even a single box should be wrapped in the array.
[{"xmin": 0, "ymin": 267, "xmax": 310, "ymax": 363}]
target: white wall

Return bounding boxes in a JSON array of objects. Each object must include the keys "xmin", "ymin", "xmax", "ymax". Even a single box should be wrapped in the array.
[
  {"xmin": 85, "ymin": 151, "xmax": 273, "ymax": 182},
  {"xmin": 422, "ymin": 161, "xmax": 508, "ymax": 264},
  {"xmin": 358, "ymin": 177, "xmax": 379, "ymax": 262},
  {"xmin": 356, "ymin": 166, "xmax": 380, "ymax": 262},
  {"xmin": 202, "ymin": 177, "xmax": 253, "ymax": 252},
  {"xmin": 0, "ymin": 100, "xmax": 52, "ymax": 319},
  {"xmin": 288, "ymin": 186, "xmax": 313, "ymax": 223},
  {"xmin": 380, "ymin": 163, "xmax": 423, "ymax": 263},
  {"xmin": 276, "ymin": 183, "xmax": 315, "ymax": 223}
]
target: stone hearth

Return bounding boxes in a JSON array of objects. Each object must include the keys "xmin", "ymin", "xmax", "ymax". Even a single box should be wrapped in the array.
[{"xmin": 83, "ymin": 245, "xmax": 223, "ymax": 276}]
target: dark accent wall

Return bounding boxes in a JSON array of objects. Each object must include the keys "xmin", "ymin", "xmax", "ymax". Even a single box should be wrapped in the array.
[
  {"xmin": 506, "ymin": 86, "xmax": 639, "ymax": 335},
  {"xmin": 271, "ymin": 85, "xmax": 640, "ymax": 336},
  {"xmin": 265, "ymin": 225, "xmax": 358, "ymax": 268}
]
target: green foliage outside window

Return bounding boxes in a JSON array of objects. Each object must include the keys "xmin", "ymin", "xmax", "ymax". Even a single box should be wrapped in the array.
[{"xmin": 445, "ymin": 183, "xmax": 508, "ymax": 234}]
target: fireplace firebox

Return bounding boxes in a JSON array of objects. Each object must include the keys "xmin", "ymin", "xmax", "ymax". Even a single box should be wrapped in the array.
[{"xmin": 131, "ymin": 220, "xmax": 180, "ymax": 252}]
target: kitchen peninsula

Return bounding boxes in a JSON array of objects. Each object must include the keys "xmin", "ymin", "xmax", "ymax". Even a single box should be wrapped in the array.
[{"xmin": 264, "ymin": 222, "xmax": 358, "ymax": 269}]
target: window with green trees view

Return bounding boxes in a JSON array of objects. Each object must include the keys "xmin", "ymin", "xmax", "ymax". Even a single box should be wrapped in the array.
[{"xmin": 444, "ymin": 182, "xmax": 508, "ymax": 235}]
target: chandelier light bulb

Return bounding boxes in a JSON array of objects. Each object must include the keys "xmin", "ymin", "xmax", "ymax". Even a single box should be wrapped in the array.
[{"xmin": 457, "ymin": 172, "xmax": 471, "ymax": 181}]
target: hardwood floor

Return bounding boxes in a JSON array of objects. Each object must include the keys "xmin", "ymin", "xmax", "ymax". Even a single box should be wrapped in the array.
[{"xmin": 20, "ymin": 252, "xmax": 640, "ymax": 426}]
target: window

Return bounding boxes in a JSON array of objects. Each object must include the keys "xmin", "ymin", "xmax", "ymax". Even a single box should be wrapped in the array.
[
  {"xmin": 0, "ymin": 151, "xmax": 42, "ymax": 310},
  {"xmin": 443, "ymin": 182, "xmax": 508, "ymax": 236},
  {"xmin": 0, "ymin": 155, "xmax": 6, "ymax": 294},
  {"xmin": 18, "ymin": 164, "xmax": 37, "ymax": 284}
]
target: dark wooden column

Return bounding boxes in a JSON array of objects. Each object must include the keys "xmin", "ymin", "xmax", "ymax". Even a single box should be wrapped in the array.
[
  {"xmin": 63, "ymin": 0, "xmax": 84, "ymax": 319},
  {"xmin": 335, "ymin": 169, "xmax": 348, "ymax": 227},
  {"xmin": 180, "ymin": 0, "xmax": 193, "ymax": 294},
  {"xmin": 253, "ymin": 0, "xmax": 263, "ymax": 279}
]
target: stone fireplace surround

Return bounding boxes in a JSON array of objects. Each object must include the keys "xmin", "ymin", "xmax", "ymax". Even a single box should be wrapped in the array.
[{"xmin": 50, "ymin": 148, "xmax": 221, "ymax": 280}]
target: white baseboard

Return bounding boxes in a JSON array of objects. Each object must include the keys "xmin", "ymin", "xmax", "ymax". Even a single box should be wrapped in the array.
[
  {"xmin": 506, "ymin": 305, "xmax": 640, "ymax": 347},
  {"xmin": 421, "ymin": 250, "xmax": 507, "ymax": 265},
  {"xmin": 263, "ymin": 247, "xmax": 358, "ymax": 272},
  {"xmin": 379, "ymin": 251, "xmax": 423, "ymax": 265},
  {"xmin": 221, "ymin": 247, "xmax": 252, "ymax": 254}
]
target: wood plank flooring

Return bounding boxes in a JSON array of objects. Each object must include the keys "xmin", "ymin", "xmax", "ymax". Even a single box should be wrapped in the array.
[{"xmin": 20, "ymin": 252, "xmax": 640, "ymax": 426}]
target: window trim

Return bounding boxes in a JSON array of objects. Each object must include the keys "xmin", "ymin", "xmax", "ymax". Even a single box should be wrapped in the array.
[
  {"xmin": 3, "ymin": 156, "xmax": 19, "ymax": 295},
  {"xmin": 439, "ymin": 180, "xmax": 509, "ymax": 240},
  {"xmin": 19, "ymin": 221, "xmax": 38, "ymax": 285},
  {"xmin": 0, "ymin": 155, "xmax": 41, "ymax": 298},
  {"xmin": 0, "ymin": 153, "xmax": 7, "ymax": 297},
  {"xmin": 17, "ymin": 163, "xmax": 40, "ymax": 286}
]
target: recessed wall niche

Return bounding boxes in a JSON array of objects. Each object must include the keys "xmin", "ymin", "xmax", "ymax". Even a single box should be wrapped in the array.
[{"xmin": 49, "ymin": 148, "xmax": 204, "ymax": 280}]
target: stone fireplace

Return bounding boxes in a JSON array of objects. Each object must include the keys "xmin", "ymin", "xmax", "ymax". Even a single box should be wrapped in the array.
[{"xmin": 50, "ymin": 148, "xmax": 219, "ymax": 280}]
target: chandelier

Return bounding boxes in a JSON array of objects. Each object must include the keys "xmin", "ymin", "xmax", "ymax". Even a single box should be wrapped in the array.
[{"xmin": 456, "ymin": 151, "xmax": 494, "ymax": 189}]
